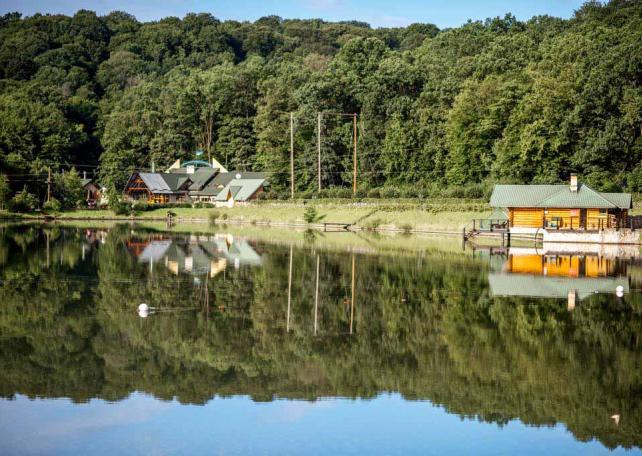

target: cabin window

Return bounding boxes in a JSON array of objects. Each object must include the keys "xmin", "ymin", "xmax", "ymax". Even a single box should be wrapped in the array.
[{"xmin": 599, "ymin": 209, "xmax": 607, "ymax": 214}]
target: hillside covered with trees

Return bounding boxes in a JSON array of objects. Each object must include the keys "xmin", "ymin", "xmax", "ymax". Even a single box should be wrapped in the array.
[{"xmin": 0, "ymin": 0, "xmax": 641, "ymax": 206}]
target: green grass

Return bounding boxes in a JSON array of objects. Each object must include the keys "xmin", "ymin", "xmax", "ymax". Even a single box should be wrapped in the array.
[
  {"xmin": 50, "ymin": 202, "xmax": 488, "ymax": 233},
  {"xmin": 4, "ymin": 198, "xmax": 491, "ymax": 233}
]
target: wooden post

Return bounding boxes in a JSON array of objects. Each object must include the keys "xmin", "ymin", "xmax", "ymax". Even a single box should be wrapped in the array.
[
  {"xmin": 317, "ymin": 112, "xmax": 322, "ymax": 192},
  {"xmin": 287, "ymin": 245, "xmax": 293, "ymax": 332},
  {"xmin": 353, "ymin": 113, "xmax": 357, "ymax": 196},
  {"xmin": 290, "ymin": 112, "xmax": 295, "ymax": 199}
]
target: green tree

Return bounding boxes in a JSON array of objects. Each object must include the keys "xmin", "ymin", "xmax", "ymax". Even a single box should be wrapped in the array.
[{"xmin": 0, "ymin": 174, "xmax": 10, "ymax": 210}]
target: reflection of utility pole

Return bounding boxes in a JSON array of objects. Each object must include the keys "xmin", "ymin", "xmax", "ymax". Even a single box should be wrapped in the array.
[
  {"xmin": 290, "ymin": 112, "xmax": 295, "ymax": 199},
  {"xmin": 205, "ymin": 279, "xmax": 210, "ymax": 321},
  {"xmin": 353, "ymin": 113, "xmax": 358, "ymax": 196},
  {"xmin": 287, "ymin": 245, "xmax": 293, "ymax": 332},
  {"xmin": 314, "ymin": 253, "xmax": 320, "ymax": 335},
  {"xmin": 45, "ymin": 231, "xmax": 50, "ymax": 269},
  {"xmin": 350, "ymin": 254, "xmax": 355, "ymax": 335}
]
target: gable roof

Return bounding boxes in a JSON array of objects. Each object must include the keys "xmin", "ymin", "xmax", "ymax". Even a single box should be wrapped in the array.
[
  {"xmin": 199, "ymin": 171, "xmax": 267, "ymax": 197},
  {"xmin": 138, "ymin": 173, "xmax": 173, "ymax": 194},
  {"xmin": 160, "ymin": 173, "xmax": 190, "ymax": 191},
  {"xmin": 187, "ymin": 168, "xmax": 218, "ymax": 192},
  {"xmin": 490, "ymin": 184, "xmax": 631, "ymax": 209},
  {"xmin": 215, "ymin": 178, "xmax": 265, "ymax": 202}
]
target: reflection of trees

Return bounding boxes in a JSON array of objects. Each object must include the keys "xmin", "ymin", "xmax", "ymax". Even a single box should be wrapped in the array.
[{"xmin": 0, "ymin": 225, "xmax": 641, "ymax": 448}]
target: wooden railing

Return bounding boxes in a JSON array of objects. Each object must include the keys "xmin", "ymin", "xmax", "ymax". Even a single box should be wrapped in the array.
[{"xmin": 471, "ymin": 219, "xmax": 509, "ymax": 232}]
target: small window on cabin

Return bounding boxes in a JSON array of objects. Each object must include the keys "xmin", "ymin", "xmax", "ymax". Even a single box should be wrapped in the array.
[{"xmin": 599, "ymin": 209, "xmax": 607, "ymax": 214}]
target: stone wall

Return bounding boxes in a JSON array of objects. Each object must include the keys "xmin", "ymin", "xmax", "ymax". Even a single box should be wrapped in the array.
[{"xmin": 542, "ymin": 229, "xmax": 641, "ymax": 245}]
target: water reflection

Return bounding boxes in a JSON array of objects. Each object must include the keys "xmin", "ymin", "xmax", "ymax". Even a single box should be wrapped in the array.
[
  {"xmin": 0, "ymin": 224, "xmax": 641, "ymax": 452},
  {"xmin": 489, "ymin": 247, "xmax": 631, "ymax": 304}
]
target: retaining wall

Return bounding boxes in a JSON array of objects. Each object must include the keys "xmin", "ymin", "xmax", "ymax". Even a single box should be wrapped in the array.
[{"xmin": 542, "ymin": 229, "xmax": 640, "ymax": 245}]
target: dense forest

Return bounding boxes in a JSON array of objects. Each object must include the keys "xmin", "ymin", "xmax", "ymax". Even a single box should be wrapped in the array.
[
  {"xmin": 1, "ymin": 224, "xmax": 641, "ymax": 449},
  {"xmin": 0, "ymin": 0, "xmax": 641, "ymax": 206}
]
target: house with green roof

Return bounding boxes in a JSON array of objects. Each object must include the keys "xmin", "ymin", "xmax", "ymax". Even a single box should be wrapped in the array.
[
  {"xmin": 489, "ymin": 175, "xmax": 632, "ymax": 234},
  {"xmin": 122, "ymin": 159, "xmax": 267, "ymax": 205}
]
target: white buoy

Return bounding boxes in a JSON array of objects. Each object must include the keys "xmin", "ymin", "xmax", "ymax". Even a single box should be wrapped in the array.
[
  {"xmin": 138, "ymin": 303, "xmax": 150, "ymax": 318},
  {"xmin": 616, "ymin": 285, "xmax": 624, "ymax": 298}
]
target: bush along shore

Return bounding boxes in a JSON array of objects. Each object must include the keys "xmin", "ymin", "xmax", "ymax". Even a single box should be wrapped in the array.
[{"xmin": 0, "ymin": 198, "xmax": 492, "ymax": 234}]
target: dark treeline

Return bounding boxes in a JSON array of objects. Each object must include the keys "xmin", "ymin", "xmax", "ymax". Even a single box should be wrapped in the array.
[
  {"xmin": 0, "ymin": 224, "xmax": 641, "ymax": 449},
  {"xmin": 0, "ymin": 1, "xmax": 641, "ymax": 204}
]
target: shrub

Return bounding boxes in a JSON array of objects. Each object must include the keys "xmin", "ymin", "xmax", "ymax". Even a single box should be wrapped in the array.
[
  {"xmin": 304, "ymin": 206, "xmax": 325, "ymax": 223},
  {"xmin": 131, "ymin": 201, "xmax": 149, "ymax": 212},
  {"xmin": 112, "ymin": 200, "xmax": 132, "ymax": 216},
  {"xmin": 10, "ymin": 187, "xmax": 39, "ymax": 212},
  {"xmin": 299, "ymin": 189, "xmax": 315, "ymax": 200},
  {"xmin": 380, "ymin": 187, "xmax": 400, "ymax": 199},
  {"xmin": 399, "ymin": 223, "xmax": 413, "ymax": 234},
  {"xmin": 43, "ymin": 198, "xmax": 62, "ymax": 213},
  {"xmin": 220, "ymin": 212, "xmax": 228, "ymax": 220},
  {"xmin": 367, "ymin": 188, "xmax": 381, "ymax": 198},
  {"xmin": 333, "ymin": 188, "xmax": 352, "ymax": 198}
]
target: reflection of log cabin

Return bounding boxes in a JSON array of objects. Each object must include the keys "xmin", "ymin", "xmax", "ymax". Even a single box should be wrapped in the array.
[
  {"xmin": 506, "ymin": 254, "xmax": 620, "ymax": 278},
  {"xmin": 490, "ymin": 175, "xmax": 632, "ymax": 233}
]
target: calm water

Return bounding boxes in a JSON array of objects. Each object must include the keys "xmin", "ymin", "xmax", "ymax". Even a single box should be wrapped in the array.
[{"xmin": 0, "ymin": 223, "xmax": 641, "ymax": 455}]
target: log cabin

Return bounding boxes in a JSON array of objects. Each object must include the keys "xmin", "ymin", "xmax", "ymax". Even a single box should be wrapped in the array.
[{"xmin": 489, "ymin": 175, "xmax": 632, "ymax": 234}]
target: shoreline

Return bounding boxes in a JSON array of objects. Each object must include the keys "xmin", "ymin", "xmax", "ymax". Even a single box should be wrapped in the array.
[{"xmin": 0, "ymin": 202, "xmax": 489, "ymax": 236}]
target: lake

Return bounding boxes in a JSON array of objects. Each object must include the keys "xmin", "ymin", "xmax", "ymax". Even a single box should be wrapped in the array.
[{"xmin": 0, "ymin": 223, "xmax": 641, "ymax": 455}]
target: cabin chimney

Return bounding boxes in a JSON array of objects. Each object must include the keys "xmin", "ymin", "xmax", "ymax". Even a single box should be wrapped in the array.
[
  {"xmin": 570, "ymin": 173, "xmax": 578, "ymax": 192},
  {"xmin": 186, "ymin": 165, "xmax": 195, "ymax": 174},
  {"xmin": 151, "ymin": 162, "xmax": 155, "ymax": 173},
  {"xmin": 83, "ymin": 171, "xmax": 87, "ymax": 180}
]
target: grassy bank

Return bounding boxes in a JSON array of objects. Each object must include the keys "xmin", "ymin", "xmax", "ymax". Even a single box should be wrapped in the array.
[{"xmin": 26, "ymin": 198, "xmax": 490, "ymax": 233}]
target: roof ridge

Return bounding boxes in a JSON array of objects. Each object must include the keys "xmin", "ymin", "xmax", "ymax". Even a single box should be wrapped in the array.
[{"xmin": 577, "ymin": 183, "xmax": 618, "ymax": 208}]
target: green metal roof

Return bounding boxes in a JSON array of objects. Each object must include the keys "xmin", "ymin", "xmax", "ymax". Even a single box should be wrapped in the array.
[
  {"xmin": 488, "ymin": 273, "xmax": 629, "ymax": 300},
  {"xmin": 490, "ymin": 184, "xmax": 631, "ymax": 209}
]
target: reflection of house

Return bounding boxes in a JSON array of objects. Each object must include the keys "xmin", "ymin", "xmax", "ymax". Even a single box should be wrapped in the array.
[
  {"xmin": 132, "ymin": 234, "xmax": 262, "ymax": 277},
  {"xmin": 489, "ymin": 249, "xmax": 630, "ymax": 302},
  {"xmin": 505, "ymin": 254, "xmax": 619, "ymax": 278},
  {"xmin": 489, "ymin": 174, "xmax": 632, "ymax": 238},
  {"xmin": 489, "ymin": 273, "xmax": 629, "ymax": 300},
  {"xmin": 122, "ymin": 159, "xmax": 267, "ymax": 205}
]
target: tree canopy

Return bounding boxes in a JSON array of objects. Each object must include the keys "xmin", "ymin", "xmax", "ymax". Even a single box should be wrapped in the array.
[{"xmin": 0, "ymin": 1, "xmax": 641, "ymax": 203}]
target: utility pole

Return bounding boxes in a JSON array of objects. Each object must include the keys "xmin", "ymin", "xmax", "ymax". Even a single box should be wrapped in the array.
[
  {"xmin": 290, "ymin": 112, "xmax": 295, "ymax": 199},
  {"xmin": 47, "ymin": 167, "xmax": 52, "ymax": 203},
  {"xmin": 317, "ymin": 112, "xmax": 322, "ymax": 192},
  {"xmin": 353, "ymin": 113, "xmax": 358, "ymax": 196}
]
